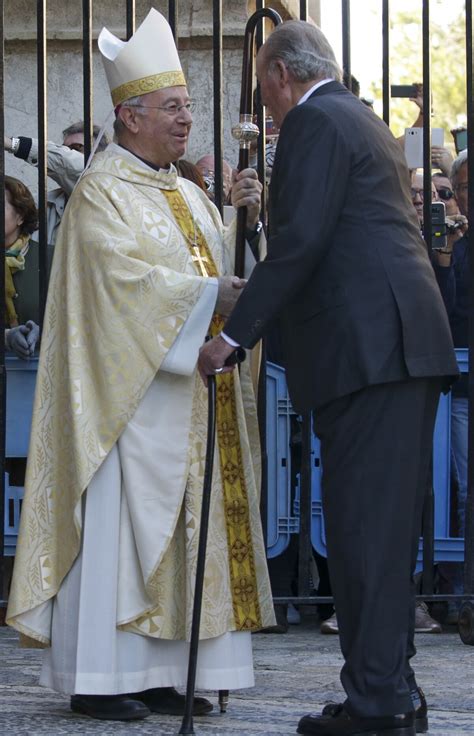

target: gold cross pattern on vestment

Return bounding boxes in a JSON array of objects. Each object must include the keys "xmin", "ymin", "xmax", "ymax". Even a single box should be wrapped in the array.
[{"xmin": 191, "ymin": 245, "xmax": 210, "ymax": 277}]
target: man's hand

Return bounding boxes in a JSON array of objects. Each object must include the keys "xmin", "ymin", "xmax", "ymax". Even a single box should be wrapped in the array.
[
  {"xmin": 409, "ymin": 83, "xmax": 424, "ymax": 114},
  {"xmin": 25, "ymin": 320, "xmax": 40, "ymax": 353},
  {"xmin": 6, "ymin": 325, "xmax": 31, "ymax": 359},
  {"xmin": 431, "ymin": 145, "xmax": 453, "ymax": 177},
  {"xmin": 198, "ymin": 334, "xmax": 236, "ymax": 384},
  {"xmin": 6, "ymin": 321, "xmax": 40, "ymax": 359},
  {"xmin": 4, "ymin": 136, "xmax": 11, "ymax": 151},
  {"xmin": 231, "ymin": 168, "xmax": 262, "ymax": 229},
  {"xmin": 446, "ymin": 214, "xmax": 468, "ymax": 249},
  {"xmin": 215, "ymin": 275, "xmax": 247, "ymax": 317}
]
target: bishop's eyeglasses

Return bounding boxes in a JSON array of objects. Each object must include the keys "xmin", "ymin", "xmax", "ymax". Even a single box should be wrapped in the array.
[{"xmin": 136, "ymin": 100, "xmax": 196, "ymax": 116}]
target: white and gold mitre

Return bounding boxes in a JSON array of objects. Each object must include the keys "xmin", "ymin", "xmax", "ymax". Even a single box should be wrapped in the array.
[{"xmin": 98, "ymin": 8, "xmax": 186, "ymax": 107}]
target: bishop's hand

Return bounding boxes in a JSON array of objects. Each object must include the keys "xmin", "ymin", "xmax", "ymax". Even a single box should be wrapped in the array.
[
  {"xmin": 231, "ymin": 168, "xmax": 262, "ymax": 229},
  {"xmin": 215, "ymin": 275, "xmax": 247, "ymax": 317}
]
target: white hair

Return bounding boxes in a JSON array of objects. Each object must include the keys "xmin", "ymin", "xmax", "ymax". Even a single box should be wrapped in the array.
[
  {"xmin": 451, "ymin": 148, "xmax": 468, "ymax": 185},
  {"xmin": 113, "ymin": 94, "xmax": 148, "ymax": 136},
  {"xmin": 264, "ymin": 20, "xmax": 342, "ymax": 83}
]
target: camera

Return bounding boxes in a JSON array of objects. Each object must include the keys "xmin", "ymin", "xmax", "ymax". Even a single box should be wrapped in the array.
[
  {"xmin": 446, "ymin": 220, "xmax": 463, "ymax": 235},
  {"xmin": 429, "ymin": 201, "xmax": 447, "ymax": 250},
  {"xmin": 390, "ymin": 84, "xmax": 419, "ymax": 98},
  {"xmin": 451, "ymin": 127, "xmax": 467, "ymax": 154}
]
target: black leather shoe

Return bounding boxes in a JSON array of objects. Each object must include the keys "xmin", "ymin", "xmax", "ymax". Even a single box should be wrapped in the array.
[
  {"xmin": 411, "ymin": 688, "xmax": 428, "ymax": 733},
  {"xmin": 297, "ymin": 705, "xmax": 416, "ymax": 735},
  {"xmin": 130, "ymin": 686, "xmax": 213, "ymax": 715},
  {"xmin": 70, "ymin": 694, "xmax": 150, "ymax": 721},
  {"xmin": 321, "ymin": 687, "xmax": 428, "ymax": 734}
]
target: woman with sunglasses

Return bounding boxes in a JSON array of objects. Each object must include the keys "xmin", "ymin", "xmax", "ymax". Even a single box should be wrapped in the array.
[{"xmin": 432, "ymin": 173, "xmax": 460, "ymax": 216}]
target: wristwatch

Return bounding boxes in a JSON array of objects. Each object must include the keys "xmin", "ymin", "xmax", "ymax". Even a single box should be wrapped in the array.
[{"xmin": 245, "ymin": 220, "xmax": 263, "ymax": 242}]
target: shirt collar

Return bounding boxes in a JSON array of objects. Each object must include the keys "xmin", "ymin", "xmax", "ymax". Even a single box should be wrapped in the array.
[{"xmin": 297, "ymin": 78, "xmax": 334, "ymax": 106}]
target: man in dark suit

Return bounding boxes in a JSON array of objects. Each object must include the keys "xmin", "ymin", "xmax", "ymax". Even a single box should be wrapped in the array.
[{"xmin": 198, "ymin": 20, "xmax": 458, "ymax": 736}]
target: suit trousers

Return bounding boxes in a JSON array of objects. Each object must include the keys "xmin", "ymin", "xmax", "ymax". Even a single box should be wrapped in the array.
[{"xmin": 313, "ymin": 377, "xmax": 442, "ymax": 718}]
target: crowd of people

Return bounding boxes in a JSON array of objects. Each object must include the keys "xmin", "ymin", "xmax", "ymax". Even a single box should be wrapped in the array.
[{"xmin": 1, "ymin": 8, "xmax": 470, "ymax": 736}]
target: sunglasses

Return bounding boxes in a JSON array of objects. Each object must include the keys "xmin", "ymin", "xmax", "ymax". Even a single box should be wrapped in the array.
[{"xmin": 436, "ymin": 187, "xmax": 455, "ymax": 201}]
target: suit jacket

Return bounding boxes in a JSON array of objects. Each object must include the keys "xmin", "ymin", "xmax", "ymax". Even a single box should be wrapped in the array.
[{"xmin": 225, "ymin": 81, "xmax": 458, "ymax": 412}]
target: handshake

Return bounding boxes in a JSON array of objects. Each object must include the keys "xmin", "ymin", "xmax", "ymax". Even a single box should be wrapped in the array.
[
  {"xmin": 5, "ymin": 320, "xmax": 40, "ymax": 359},
  {"xmin": 215, "ymin": 275, "xmax": 247, "ymax": 317}
]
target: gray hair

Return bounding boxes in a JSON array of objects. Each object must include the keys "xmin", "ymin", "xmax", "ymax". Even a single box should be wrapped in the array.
[
  {"xmin": 263, "ymin": 20, "xmax": 342, "ymax": 84},
  {"xmin": 113, "ymin": 95, "xmax": 148, "ymax": 137},
  {"xmin": 62, "ymin": 120, "xmax": 110, "ymax": 152},
  {"xmin": 451, "ymin": 148, "xmax": 468, "ymax": 185}
]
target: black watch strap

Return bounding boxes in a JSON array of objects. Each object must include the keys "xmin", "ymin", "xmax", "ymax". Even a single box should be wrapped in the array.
[
  {"xmin": 15, "ymin": 137, "xmax": 33, "ymax": 160},
  {"xmin": 245, "ymin": 220, "xmax": 263, "ymax": 241}
]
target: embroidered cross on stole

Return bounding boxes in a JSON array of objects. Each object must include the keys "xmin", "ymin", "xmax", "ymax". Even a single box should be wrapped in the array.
[
  {"xmin": 190, "ymin": 246, "xmax": 209, "ymax": 277},
  {"xmin": 161, "ymin": 187, "xmax": 262, "ymax": 631}
]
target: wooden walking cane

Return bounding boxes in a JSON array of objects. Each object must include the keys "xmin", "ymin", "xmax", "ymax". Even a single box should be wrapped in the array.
[
  {"xmin": 179, "ymin": 350, "xmax": 245, "ymax": 736},
  {"xmin": 179, "ymin": 370, "xmax": 217, "ymax": 736}
]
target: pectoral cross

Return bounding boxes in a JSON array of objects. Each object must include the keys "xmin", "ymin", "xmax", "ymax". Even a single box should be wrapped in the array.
[{"xmin": 191, "ymin": 245, "xmax": 210, "ymax": 277}]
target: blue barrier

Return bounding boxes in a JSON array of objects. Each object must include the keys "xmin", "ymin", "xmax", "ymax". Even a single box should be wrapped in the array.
[
  {"xmin": 3, "ymin": 356, "xmax": 38, "ymax": 556},
  {"xmin": 267, "ymin": 349, "xmax": 468, "ymax": 567},
  {"xmin": 4, "ymin": 473, "xmax": 23, "ymax": 556},
  {"xmin": 266, "ymin": 364, "xmax": 299, "ymax": 558},
  {"xmin": 3, "ymin": 351, "xmax": 469, "ymax": 560},
  {"xmin": 5, "ymin": 356, "xmax": 38, "ymax": 457}
]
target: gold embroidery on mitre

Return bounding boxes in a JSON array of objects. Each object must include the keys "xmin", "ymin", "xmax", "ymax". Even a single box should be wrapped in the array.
[
  {"xmin": 160, "ymin": 187, "xmax": 263, "ymax": 631},
  {"xmin": 112, "ymin": 71, "xmax": 187, "ymax": 107}
]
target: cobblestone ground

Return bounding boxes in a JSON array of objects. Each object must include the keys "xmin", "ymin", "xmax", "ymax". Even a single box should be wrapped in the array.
[{"xmin": 1, "ymin": 618, "xmax": 473, "ymax": 735}]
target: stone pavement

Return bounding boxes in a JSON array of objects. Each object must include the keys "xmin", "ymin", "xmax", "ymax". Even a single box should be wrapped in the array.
[{"xmin": 1, "ymin": 617, "xmax": 473, "ymax": 736}]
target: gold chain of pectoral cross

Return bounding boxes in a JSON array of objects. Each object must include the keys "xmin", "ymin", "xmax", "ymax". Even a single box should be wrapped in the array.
[{"xmin": 161, "ymin": 187, "xmax": 218, "ymax": 278}]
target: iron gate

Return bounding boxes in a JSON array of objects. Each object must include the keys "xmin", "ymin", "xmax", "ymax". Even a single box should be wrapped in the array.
[{"xmin": 0, "ymin": 0, "xmax": 473, "ymax": 641}]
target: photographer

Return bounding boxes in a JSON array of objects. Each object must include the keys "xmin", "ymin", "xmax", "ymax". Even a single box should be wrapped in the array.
[
  {"xmin": 410, "ymin": 170, "xmax": 440, "ymax": 225},
  {"xmin": 4, "ymin": 121, "xmax": 109, "ymax": 248},
  {"xmin": 432, "ymin": 150, "xmax": 469, "ymax": 623},
  {"xmin": 433, "ymin": 172, "xmax": 461, "ymax": 217},
  {"xmin": 398, "ymin": 83, "xmax": 453, "ymax": 176}
]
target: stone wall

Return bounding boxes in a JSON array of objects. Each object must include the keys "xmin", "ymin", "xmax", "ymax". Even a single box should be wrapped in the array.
[{"xmin": 4, "ymin": 1, "xmax": 319, "ymax": 194}]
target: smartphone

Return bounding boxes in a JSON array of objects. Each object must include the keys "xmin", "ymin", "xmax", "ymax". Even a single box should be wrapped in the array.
[
  {"xmin": 404, "ymin": 127, "xmax": 444, "ymax": 169},
  {"xmin": 430, "ymin": 201, "xmax": 447, "ymax": 250},
  {"xmin": 453, "ymin": 128, "xmax": 467, "ymax": 154},
  {"xmin": 391, "ymin": 84, "xmax": 418, "ymax": 98}
]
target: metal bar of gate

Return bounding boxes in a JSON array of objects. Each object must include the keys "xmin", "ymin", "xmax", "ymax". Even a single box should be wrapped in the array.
[
  {"xmin": 168, "ymin": 1, "xmax": 177, "ymax": 42},
  {"xmin": 341, "ymin": 0, "xmax": 351, "ymax": 90},
  {"xmin": 212, "ymin": 0, "xmax": 223, "ymax": 216},
  {"xmin": 255, "ymin": 0, "xmax": 268, "ymax": 548},
  {"xmin": 126, "ymin": 0, "xmax": 136, "ymax": 40},
  {"xmin": 382, "ymin": 0, "xmax": 390, "ymax": 126},
  {"xmin": 82, "ymin": 0, "xmax": 93, "ymax": 165},
  {"xmin": 421, "ymin": 0, "xmax": 435, "ymax": 597},
  {"xmin": 37, "ymin": 0, "xmax": 48, "ymax": 326},
  {"xmin": 0, "ymin": 0, "xmax": 5, "ymax": 611},
  {"xmin": 296, "ymin": 0, "xmax": 312, "ymax": 601},
  {"xmin": 465, "ymin": 0, "xmax": 474, "ymax": 597},
  {"xmin": 421, "ymin": 0, "xmax": 432, "ymax": 257},
  {"xmin": 256, "ymin": 0, "xmax": 266, "ymax": 216}
]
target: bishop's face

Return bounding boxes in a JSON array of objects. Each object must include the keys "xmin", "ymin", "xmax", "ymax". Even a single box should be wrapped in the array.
[{"xmin": 133, "ymin": 86, "xmax": 193, "ymax": 167}]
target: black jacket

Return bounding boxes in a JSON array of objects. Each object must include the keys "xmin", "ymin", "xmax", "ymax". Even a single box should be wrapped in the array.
[{"xmin": 225, "ymin": 81, "xmax": 458, "ymax": 412}]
